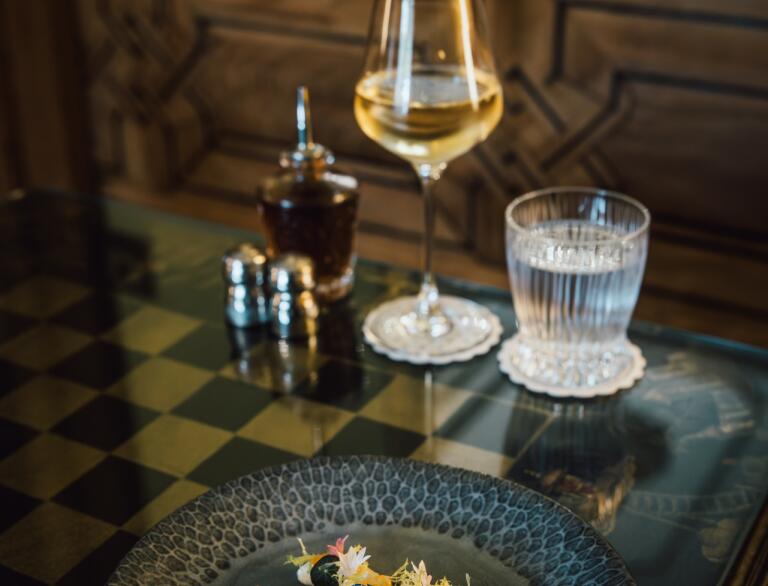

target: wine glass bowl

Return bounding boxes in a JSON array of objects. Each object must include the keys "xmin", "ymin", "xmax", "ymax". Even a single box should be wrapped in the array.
[
  {"xmin": 354, "ymin": 0, "xmax": 502, "ymax": 170},
  {"xmin": 354, "ymin": 68, "xmax": 502, "ymax": 168},
  {"xmin": 356, "ymin": 0, "xmax": 504, "ymax": 364}
]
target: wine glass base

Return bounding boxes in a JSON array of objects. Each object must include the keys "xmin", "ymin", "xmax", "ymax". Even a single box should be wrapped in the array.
[
  {"xmin": 497, "ymin": 335, "xmax": 646, "ymax": 399},
  {"xmin": 363, "ymin": 296, "xmax": 503, "ymax": 365}
]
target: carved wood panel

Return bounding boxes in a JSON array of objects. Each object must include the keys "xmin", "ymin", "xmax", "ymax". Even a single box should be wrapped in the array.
[
  {"xmin": 1, "ymin": 0, "xmax": 92, "ymax": 193},
  {"xmin": 76, "ymin": 0, "xmax": 768, "ymax": 261}
]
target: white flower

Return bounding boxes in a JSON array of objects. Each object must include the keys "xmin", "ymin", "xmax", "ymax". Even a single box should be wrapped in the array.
[
  {"xmin": 412, "ymin": 561, "xmax": 432, "ymax": 586},
  {"xmin": 337, "ymin": 545, "xmax": 371, "ymax": 579},
  {"xmin": 296, "ymin": 562, "xmax": 312, "ymax": 585}
]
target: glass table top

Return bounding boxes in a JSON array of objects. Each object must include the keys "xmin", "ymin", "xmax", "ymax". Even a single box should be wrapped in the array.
[{"xmin": 0, "ymin": 190, "xmax": 766, "ymax": 585}]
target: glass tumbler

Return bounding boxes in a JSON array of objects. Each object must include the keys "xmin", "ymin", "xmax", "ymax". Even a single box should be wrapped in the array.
[{"xmin": 503, "ymin": 188, "xmax": 650, "ymax": 396}]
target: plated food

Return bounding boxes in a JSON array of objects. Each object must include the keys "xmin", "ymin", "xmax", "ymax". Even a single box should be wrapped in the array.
[
  {"xmin": 288, "ymin": 535, "xmax": 469, "ymax": 586},
  {"xmin": 108, "ymin": 457, "xmax": 635, "ymax": 585}
]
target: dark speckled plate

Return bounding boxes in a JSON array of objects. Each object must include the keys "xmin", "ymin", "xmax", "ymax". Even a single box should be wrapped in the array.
[{"xmin": 109, "ymin": 457, "xmax": 635, "ymax": 586}]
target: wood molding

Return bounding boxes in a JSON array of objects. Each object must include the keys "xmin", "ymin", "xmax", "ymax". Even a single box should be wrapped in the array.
[
  {"xmin": 0, "ymin": 0, "xmax": 93, "ymax": 192},
  {"xmin": 0, "ymin": 34, "xmax": 20, "ymax": 193}
]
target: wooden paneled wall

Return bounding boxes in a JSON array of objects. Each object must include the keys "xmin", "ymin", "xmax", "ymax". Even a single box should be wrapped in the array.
[
  {"xmin": 74, "ymin": 0, "xmax": 768, "ymax": 247},
  {"xmin": 3, "ymin": 0, "xmax": 765, "ymax": 342},
  {"xmin": 0, "ymin": 0, "xmax": 92, "ymax": 194}
]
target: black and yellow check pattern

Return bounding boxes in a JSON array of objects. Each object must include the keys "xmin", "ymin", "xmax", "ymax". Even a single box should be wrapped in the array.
[
  {"xmin": 0, "ymin": 273, "xmax": 528, "ymax": 584},
  {"xmin": 0, "ymin": 191, "xmax": 766, "ymax": 586}
]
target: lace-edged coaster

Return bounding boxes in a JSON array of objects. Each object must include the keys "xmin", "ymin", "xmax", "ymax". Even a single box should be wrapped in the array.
[
  {"xmin": 497, "ymin": 335, "xmax": 646, "ymax": 399},
  {"xmin": 363, "ymin": 296, "xmax": 503, "ymax": 365}
]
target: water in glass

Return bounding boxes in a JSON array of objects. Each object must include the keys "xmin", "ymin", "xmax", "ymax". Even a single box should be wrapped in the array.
[{"xmin": 505, "ymin": 189, "xmax": 650, "ymax": 392}]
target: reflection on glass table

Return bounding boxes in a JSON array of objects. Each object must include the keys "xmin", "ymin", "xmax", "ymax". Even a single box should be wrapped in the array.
[{"xmin": 0, "ymin": 191, "xmax": 764, "ymax": 586}]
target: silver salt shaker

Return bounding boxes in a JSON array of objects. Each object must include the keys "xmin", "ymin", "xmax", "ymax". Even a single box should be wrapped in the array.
[
  {"xmin": 222, "ymin": 243, "xmax": 270, "ymax": 328},
  {"xmin": 269, "ymin": 254, "xmax": 319, "ymax": 339}
]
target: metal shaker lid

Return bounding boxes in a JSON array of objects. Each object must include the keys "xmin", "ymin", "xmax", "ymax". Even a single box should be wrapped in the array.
[
  {"xmin": 222, "ymin": 243, "xmax": 268, "ymax": 286},
  {"xmin": 269, "ymin": 253, "xmax": 316, "ymax": 293},
  {"xmin": 280, "ymin": 86, "xmax": 335, "ymax": 174}
]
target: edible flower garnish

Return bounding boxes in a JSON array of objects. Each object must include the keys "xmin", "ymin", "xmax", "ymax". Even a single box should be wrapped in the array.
[
  {"xmin": 390, "ymin": 560, "xmax": 464, "ymax": 586},
  {"xmin": 287, "ymin": 538, "xmax": 470, "ymax": 586},
  {"xmin": 338, "ymin": 545, "xmax": 371, "ymax": 580},
  {"xmin": 413, "ymin": 561, "xmax": 432, "ymax": 586},
  {"xmin": 286, "ymin": 537, "xmax": 325, "ymax": 569},
  {"xmin": 327, "ymin": 536, "xmax": 349, "ymax": 557},
  {"xmin": 334, "ymin": 543, "xmax": 392, "ymax": 586}
]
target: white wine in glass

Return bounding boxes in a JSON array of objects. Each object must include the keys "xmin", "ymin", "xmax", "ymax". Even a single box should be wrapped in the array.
[
  {"xmin": 355, "ymin": 67, "xmax": 503, "ymax": 167},
  {"xmin": 356, "ymin": 0, "xmax": 503, "ymax": 363}
]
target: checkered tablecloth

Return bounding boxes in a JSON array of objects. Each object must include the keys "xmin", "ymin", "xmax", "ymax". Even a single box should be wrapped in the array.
[{"xmin": 0, "ymin": 191, "xmax": 766, "ymax": 585}]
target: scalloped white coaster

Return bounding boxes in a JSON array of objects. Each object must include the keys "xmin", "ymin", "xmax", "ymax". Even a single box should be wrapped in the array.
[
  {"xmin": 497, "ymin": 336, "xmax": 646, "ymax": 399},
  {"xmin": 363, "ymin": 296, "xmax": 503, "ymax": 365}
]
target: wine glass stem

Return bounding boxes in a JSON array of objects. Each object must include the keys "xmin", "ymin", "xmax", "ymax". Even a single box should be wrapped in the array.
[{"xmin": 416, "ymin": 163, "xmax": 447, "ymax": 328}]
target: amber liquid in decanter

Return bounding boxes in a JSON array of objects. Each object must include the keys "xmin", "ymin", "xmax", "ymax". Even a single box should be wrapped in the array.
[{"xmin": 258, "ymin": 87, "xmax": 359, "ymax": 302}]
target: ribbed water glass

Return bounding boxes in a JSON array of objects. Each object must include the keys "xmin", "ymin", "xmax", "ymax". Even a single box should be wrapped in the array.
[{"xmin": 503, "ymin": 188, "xmax": 650, "ymax": 395}]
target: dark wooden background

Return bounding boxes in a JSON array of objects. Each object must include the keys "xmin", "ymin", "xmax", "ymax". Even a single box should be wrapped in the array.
[{"xmin": 1, "ymin": 0, "xmax": 767, "ymax": 346}]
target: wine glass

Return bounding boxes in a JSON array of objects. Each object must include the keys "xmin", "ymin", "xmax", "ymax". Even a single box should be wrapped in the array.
[{"xmin": 355, "ymin": 0, "xmax": 503, "ymax": 363}]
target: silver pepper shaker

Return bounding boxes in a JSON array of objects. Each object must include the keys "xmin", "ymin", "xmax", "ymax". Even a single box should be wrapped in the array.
[
  {"xmin": 222, "ymin": 243, "xmax": 270, "ymax": 328},
  {"xmin": 269, "ymin": 254, "xmax": 319, "ymax": 339}
]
